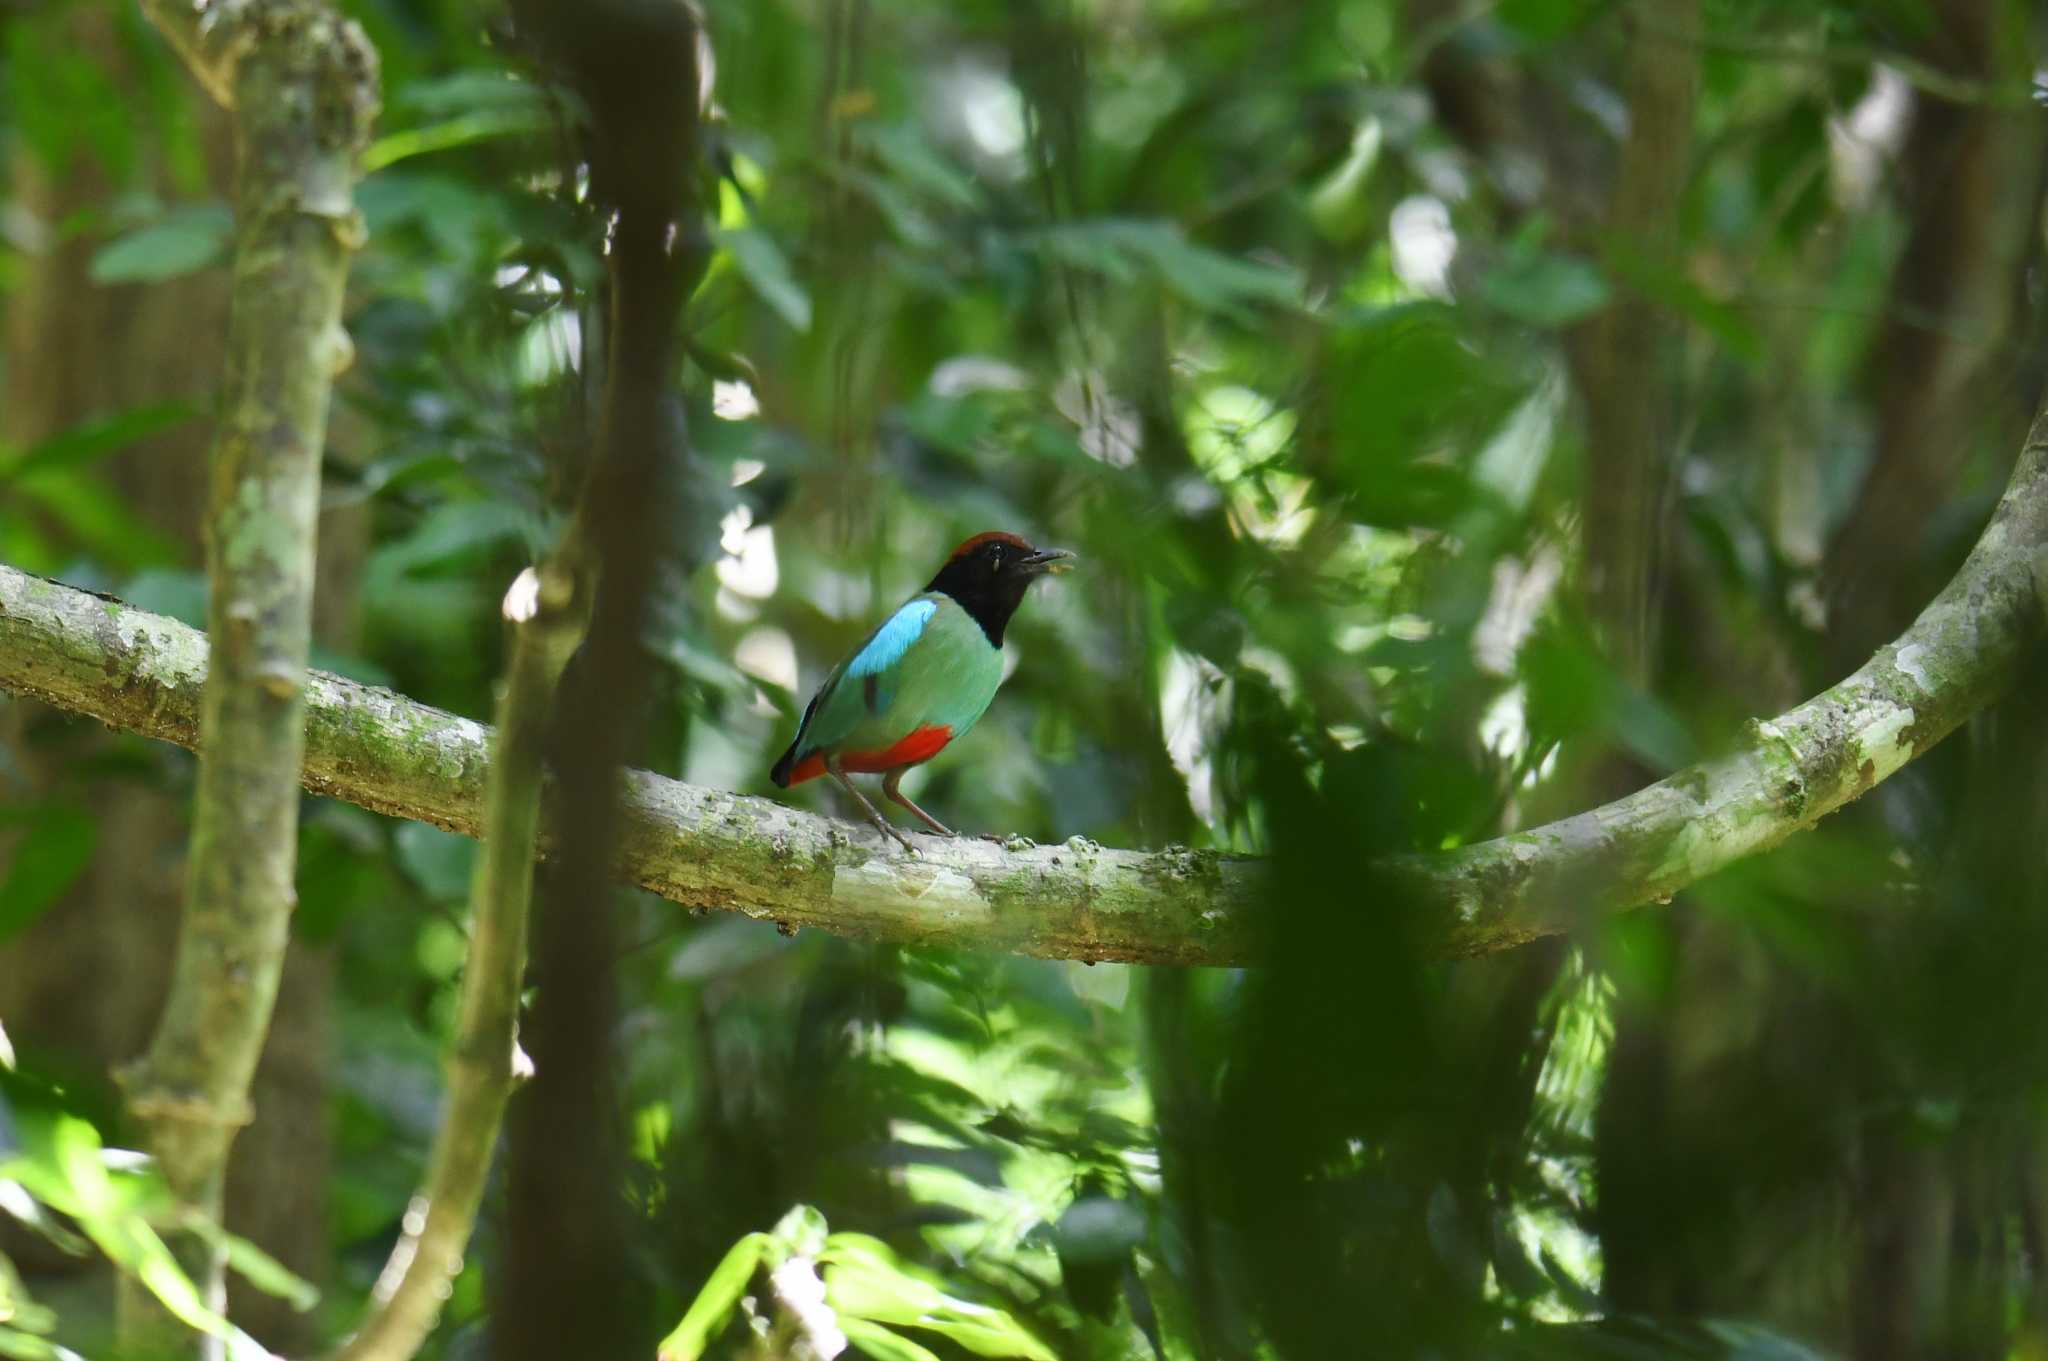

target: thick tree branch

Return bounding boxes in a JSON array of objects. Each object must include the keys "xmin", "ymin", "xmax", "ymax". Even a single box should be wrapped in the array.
[
  {"xmin": 1, "ymin": 403, "xmax": 2040, "ymax": 964},
  {"xmin": 116, "ymin": 1, "xmax": 376, "ymax": 1353}
]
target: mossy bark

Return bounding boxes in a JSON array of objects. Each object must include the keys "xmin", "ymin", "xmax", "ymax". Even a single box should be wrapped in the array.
[
  {"xmin": 3, "ymin": 407, "xmax": 2044, "ymax": 966},
  {"xmin": 113, "ymin": 2, "xmax": 377, "ymax": 1353}
]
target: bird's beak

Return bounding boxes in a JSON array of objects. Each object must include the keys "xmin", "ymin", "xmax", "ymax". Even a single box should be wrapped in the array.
[{"xmin": 1023, "ymin": 547, "xmax": 1076, "ymax": 576}]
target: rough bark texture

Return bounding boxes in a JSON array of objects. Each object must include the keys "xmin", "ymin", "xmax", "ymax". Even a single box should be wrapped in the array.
[
  {"xmin": 3, "ymin": 402, "xmax": 2044, "ymax": 966},
  {"xmin": 115, "ymin": 2, "xmax": 377, "ymax": 1353}
]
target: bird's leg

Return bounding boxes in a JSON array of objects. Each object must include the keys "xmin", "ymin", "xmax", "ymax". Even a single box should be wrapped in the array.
[
  {"xmin": 883, "ymin": 769, "xmax": 955, "ymax": 837},
  {"xmin": 828, "ymin": 756, "xmax": 916, "ymax": 854}
]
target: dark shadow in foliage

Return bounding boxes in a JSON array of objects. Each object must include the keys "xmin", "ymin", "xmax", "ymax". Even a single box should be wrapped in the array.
[
  {"xmin": 492, "ymin": 3, "xmax": 713, "ymax": 1360},
  {"xmin": 1195, "ymin": 678, "xmax": 1562, "ymax": 1356}
]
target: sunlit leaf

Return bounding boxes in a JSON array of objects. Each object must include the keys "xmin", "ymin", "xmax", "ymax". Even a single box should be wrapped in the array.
[
  {"xmin": 0, "ymin": 1326, "xmax": 78, "ymax": 1361},
  {"xmin": 656, "ymin": 1232, "xmax": 777, "ymax": 1361},
  {"xmin": 821, "ymin": 1237, "xmax": 1055, "ymax": 1361},
  {"xmin": 185, "ymin": 1218, "xmax": 318, "ymax": 1311},
  {"xmin": 842, "ymin": 1319, "xmax": 943, "ymax": 1361},
  {"xmin": 364, "ymin": 107, "xmax": 551, "ymax": 173}
]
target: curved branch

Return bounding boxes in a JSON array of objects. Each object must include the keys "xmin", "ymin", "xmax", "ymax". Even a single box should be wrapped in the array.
[{"xmin": 1, "ymin": 413, "xmax": 2043, "ymax": 964}]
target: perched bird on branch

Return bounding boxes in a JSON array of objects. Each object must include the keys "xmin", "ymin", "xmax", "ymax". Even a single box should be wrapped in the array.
[{"xmin": 771, "ymin": 532, "xmax": 1075, "ymax": 851}]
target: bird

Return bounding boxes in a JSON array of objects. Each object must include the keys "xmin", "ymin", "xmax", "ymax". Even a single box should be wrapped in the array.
[{"xmin": 771, "ymin": 531, "xmax": 1075, "ymax": 852}]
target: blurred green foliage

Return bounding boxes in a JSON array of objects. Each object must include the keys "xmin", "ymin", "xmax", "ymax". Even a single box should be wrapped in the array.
[{"xmin": 2, "ymin": 0, "xmax": 2047, "ymax": 1357}]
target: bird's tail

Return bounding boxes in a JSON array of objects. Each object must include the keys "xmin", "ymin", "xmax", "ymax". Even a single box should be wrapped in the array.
[{"xmin": 770, "ymin": 740, "xmax": 801, "ymax": 788}]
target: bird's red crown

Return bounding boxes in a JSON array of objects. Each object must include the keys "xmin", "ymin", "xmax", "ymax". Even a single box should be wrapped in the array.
[{"xmin": 947, "ymin": 530, "xmax": 1034, "ymax": 560}]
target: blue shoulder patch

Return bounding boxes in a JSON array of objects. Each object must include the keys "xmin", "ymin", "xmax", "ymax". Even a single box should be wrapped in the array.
[{"xmin": 847, "ymin": 599, "xmax": 936, "ymax": 678}]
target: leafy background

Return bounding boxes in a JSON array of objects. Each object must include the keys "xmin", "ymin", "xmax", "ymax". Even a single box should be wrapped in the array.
[{"xmin": 2, "ymin": 0, "xmax": 2046, "ymax": 1357}]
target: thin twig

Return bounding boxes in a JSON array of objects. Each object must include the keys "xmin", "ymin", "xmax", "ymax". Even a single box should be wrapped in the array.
[{"xmin": 327, "ymin": 563, "xmax": 583, "ymax": 1361}]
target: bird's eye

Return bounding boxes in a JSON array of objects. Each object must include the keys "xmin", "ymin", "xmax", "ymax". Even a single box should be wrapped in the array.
[{"xmin": 989, "ymin": 545, "xmax": 1004, "ymax": 567}]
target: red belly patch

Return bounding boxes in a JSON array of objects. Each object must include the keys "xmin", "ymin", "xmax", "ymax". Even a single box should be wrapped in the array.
[{"xmin": 785, "ymin": 725, "xmax": 954, "ymax": 785}]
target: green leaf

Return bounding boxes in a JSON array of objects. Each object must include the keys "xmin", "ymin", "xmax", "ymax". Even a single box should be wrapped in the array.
[
  {"xmin": 0, "ymin": 808, "xmax": 96, "ymax": 943},
  {"xmin": 186, "ymin": 1218, "xmax": 318, "ymax": 1312},
  {"xmin": 1035, "ymin": 221, "xmax": 1299, "ymax": 319},
  {"xmin": 88, "ymin": 202, "xmax": 232, "ymax": 285},
  {"xmin": 0, "ymin": 1251, "xmax": 57, "ymax": 1338},
  {"xmin": 657, "ymin": 1232, "xmax": 777, "ymax": 1361},
  {"xmin": 685, "ymin": 340, "xmax": 761, "ymax": 385},
  {"xmin": 0, "ymin": 1324, "xmax": 77, "ymax": 1361},
  {"xmin": 1479, "ymin": 251, "xmax": 1610, "ymax": 328},
  {"xmin": 365, "ymin": 500, "xmax": 539, "ymax": 585},
  {"xmin": 0, "ymin": 1121, "xmax": 232, "ymax": 1340},
  {"xmin": 864, "ymin": 125, "xmax": 983, "ymax": 211},
  {"xmin": 895, "ymin": 1315, "xmax": 1057, "ymax": 1361},
  {"xmin": 11, "ymin": 471, "xmax": 185, "ymax": 571},
  {"xmin": 821, "ymin": 1239, "xmax": 1056, "ymax": 1361},
  {"xmin": 396, "ymin": 70, "xmax": 552, "ymax": 118},
  {"xmin": 393, "ymin": 823, "xmax": 476, "ymax": 902},
  {"xmin": 1, "ymin": 401, "xmax": 199, "ymax": 482},
  {"xmin": 364, "ymin": 106, "xmax": 552, "ymax": 174},
  {"xmin": 1128, "ymin": 229, "xmax": 1301, "ymax": 315},
  {"xmin": 842, "ymin": 1319, "xmax": 943, "ymax": 1361},
  {"xmin": 713, "ymin": 227, "xmax": 812, "ymax": 332}
]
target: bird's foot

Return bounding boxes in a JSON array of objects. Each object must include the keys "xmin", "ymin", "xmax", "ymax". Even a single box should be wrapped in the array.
[{"xmin": 856, "ymin": 807, "xmax": 918, "ymax": 855}]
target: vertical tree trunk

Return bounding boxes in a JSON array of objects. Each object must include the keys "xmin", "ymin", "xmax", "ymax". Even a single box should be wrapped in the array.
[
  {"xmin": 112, "ymin": 5, "xmax": 377, "ymax": 1354},
  {"xmin": 0, "ymin": 7, "xmax": 345, "ymax": 1348},
  {"xmin": 493, "ymin": 6, "xmax": 709, "ymax": 1358},
  {"xmin": 1824, "ymin": 0, "xmax": 2048, "ymax": 665},
  {"xmin": 1566, "ymin": 0, "xmax": 1699, "ymax": 686}
]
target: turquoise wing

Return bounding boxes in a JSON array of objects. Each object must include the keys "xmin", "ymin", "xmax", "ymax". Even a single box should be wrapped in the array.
[
  {"xmin": 780, "ymin": 594, "xmax": 1005, "ymax": 768},
  {"xmin": 788, "ymin": 598, "xmax": 937, "ymax": 756}
]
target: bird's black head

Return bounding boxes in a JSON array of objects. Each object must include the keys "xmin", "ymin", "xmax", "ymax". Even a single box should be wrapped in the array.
[{"xmin": 926, "ymin": 531, "xmax": 1075, "ymax": 646}]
